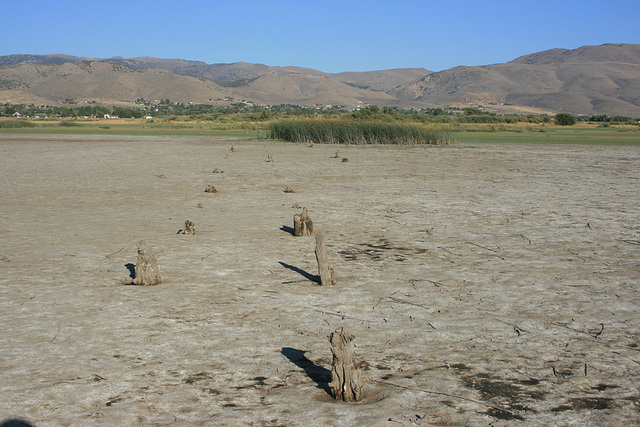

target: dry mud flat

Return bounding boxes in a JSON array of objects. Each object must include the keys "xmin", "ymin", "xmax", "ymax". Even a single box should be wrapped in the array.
[{"xmin": 0, "ymin": 134, "xmax": 639, "ymax": 426}]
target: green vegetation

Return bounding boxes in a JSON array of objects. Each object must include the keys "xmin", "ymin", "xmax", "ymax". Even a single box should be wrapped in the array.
[
  {"xmin": 555, "ymin": 113, "xmax": 578, "ymax": 126},
  {"xmin": 455, "ymin": 126, "xmax": 640, "ymax": 145},
  {"xmin": 2, "ymin": 100, "xmax": 639, "ymax": 145},
  {"xmin": 268, "ymin": 119, "xmax": 454, "ymax": 145},
  {"xmin": 0, "ymin": 120, "xmax": 36, "ymax": 128}
]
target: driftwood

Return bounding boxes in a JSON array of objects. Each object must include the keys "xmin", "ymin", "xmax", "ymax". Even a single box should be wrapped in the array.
[
  {"xmin": 293, "ymin": 207, "xmax": 313, "ymax": 236},
  {"xmin": 329, "ymin": 327, "xmax": 363, "ymax": 402},
  {"xmin": 178, "ymin": 220, "xmax": 196, "ymax": 235},
  {"xmin": 315, "ymin": 233, "xmax": 336, "ymax": 285},
  {"xmin": 132, "ymin": 241, "xmax": 161, "ymax": 286},
  {"xmin": 205, "ymin": 185, "xmax": 218, "ymax": 193}
]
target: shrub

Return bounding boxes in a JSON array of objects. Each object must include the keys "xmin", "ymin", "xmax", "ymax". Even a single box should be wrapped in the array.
[{"xmin": 555, "ymin": 113, "xmax": 577, "ymax": 126}]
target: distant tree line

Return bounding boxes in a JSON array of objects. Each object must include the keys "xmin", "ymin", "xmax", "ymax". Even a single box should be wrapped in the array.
[{"xmin": 2, "ymin": 101, "xmax": 638, "ymax": 125}]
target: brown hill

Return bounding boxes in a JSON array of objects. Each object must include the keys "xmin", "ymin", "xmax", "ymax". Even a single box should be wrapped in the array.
[
  {"xmin": 1, "ymin": 44, "xmax": 639, "ymax": 115},
  {"xmin": 0, "ymin": 61, "xmax": 233, "ymax": 105},
  {"xmin": 232, "ymin": 72, "xmax": 398, "ymax": 107},
  {"xmin": 329, "ymin": 68, "xmax": 431, "ymax": 93},
  {"xmin": 392, "ymin": 43, "xmax": 640, "ymax": 116}
]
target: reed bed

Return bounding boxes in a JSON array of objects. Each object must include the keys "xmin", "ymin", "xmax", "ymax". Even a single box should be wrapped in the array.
[
  {"xmin": 0, "ymin": 120, "xmax": 36, "ymax": 129},
  {"xmin": 268, "ymin": 119, "xmax": 454, "ymax": 145}
]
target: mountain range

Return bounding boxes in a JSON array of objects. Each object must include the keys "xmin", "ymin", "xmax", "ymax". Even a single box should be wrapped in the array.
[{"xmin": 1, "ymin": 43, "xmax": 639, "ymax": 116}]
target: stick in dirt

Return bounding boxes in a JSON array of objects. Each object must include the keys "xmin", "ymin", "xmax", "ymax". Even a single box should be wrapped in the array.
[
  {"xmin": 315, "ymin": 232, "xmax": 336, "ymax": 286},
  {"xmin": 329, "ymin": 327, "xmax": 363, "ymax": 402},
  {"xmin": 293, "ymin": 207, "xmax": 313, "ymax": 236},
  {"xmin": 132, "ymin": 241, "xmax": 161, "ymax": 286}
]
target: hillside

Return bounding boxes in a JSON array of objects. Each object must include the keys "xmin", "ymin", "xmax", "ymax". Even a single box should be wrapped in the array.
[
  {"xmin": 391, "ymin": 43, "xmax": 640, "ymax": 116},
  {"xmin": 1, "ymin": 44, "xmax": 639, "ymax": 115}
]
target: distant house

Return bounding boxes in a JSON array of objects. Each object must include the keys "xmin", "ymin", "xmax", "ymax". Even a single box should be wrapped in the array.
[
  {"xmin": 103, "ymin": 114, "xmax": 119, "ymax": 119},
  {"xmin": 13, "ymin": 112, "xmax": 24, "ymax": 118}
]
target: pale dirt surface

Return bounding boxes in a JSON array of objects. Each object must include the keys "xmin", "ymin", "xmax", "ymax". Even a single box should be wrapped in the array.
[{"xmin": 0, "ymin": 134, "xmax": 639, "ymax": 426}]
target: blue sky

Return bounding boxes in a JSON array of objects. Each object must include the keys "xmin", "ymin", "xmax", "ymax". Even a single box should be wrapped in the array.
[{"xmin": 2, "ymin": 0, "xmax": 638, "ymax": 73}]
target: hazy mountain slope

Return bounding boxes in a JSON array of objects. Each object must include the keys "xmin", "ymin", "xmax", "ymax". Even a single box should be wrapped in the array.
[
  {"xmin": 392, "ymin": 43, "xmax": 640, "ymax": 115},
  {"xmin": 232, "ymin": 73, "xmax": 398, "ymax": 107},
  {"xmin": 0, "ymin": 61, "xmax": 232, "ymax": 104},
  {"xmin": 1, "ymin": 44, "xmax": 638, "ymax": 115},
  {"xmin": 329, "ymin": 68, "xmax": 431, "ymax": 93}
]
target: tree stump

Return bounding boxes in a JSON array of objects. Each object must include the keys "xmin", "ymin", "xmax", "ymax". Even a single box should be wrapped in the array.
[
  {"xmin": 132, "ymin": 241, "xmax": 161, "ymax": 286},
  {"xmin": 329, "ymin": 327, "xmax": 363, "ymax": 402},
  {"xmin": 178, "ymin": 220, "xmax": 196, "ymax": 235},
  {"xmin": 315, "ymin": 233, "xmax": 336, "ymax": 285},
  {"xmin": 293, "ymin": 207, "xmax": 313, "ymax": 236},
  {"xmin": 205, "ymin": 185, "xmax": 218, "ymax": 193}
]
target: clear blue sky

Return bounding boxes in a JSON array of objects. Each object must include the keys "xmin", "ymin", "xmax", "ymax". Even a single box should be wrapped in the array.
[{"xmin": 2, "ymin": 0, "xmax": 638, "ymax": 73}]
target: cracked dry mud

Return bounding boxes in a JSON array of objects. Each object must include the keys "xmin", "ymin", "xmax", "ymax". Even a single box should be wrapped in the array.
[{"xmin": 0, "ymin": 134, "xmax": 639, "ymax": 426}]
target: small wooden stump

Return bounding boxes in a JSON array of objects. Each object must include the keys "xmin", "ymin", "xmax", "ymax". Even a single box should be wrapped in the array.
[
  {"xmin": 205, "ymin": 185, "xmax": 218, "ymax": 193},
  {"xmin": 132, "ymin": 241, "xmax": 161, "ymax": 286},
  {"xmin": 329, "ymin": 327, "xmax": 363, "ymax": 402},
  {"xmin": 293, "ymin": 207, "xmax": 313, "ymax": 237},
  {"xmin": 178, "ymin": 220, "xmax": 196, "ymax": 235},
  {"xmin": 315, "ymin": 233, "xmax": 336, "ymax": 285}
]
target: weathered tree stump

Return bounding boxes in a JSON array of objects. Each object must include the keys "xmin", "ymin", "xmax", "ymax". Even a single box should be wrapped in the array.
[
  {"xmin": 315, "ymin": 233, "xmax": 336, "ymax": 285},
  {"xmin": 205, "ymin": 185, "xmax": 218, "ymax": 193},
  {"xmin": 178, "ymin": 220, "xmax": 196, "ymax": 235},
  {"xmin": 132, "ymin": 241, "xmax": 161, "ymax": 286},
  {"xmin": 329, "ymin": 327, "xmax": 363, "ymax": 402},
  {"xmin": 293, "ymin": 207, "xmax": 313, "ymax": 236}
]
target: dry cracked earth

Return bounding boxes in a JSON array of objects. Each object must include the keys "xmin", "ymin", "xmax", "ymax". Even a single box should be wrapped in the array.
[{"xmin": 0, "ymin": 134, "xmax": 639, "ymax": 426}]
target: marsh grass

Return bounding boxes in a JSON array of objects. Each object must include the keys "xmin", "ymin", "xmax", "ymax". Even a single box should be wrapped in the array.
[
  {"xmin": 0, "ymin": 120, "xmax": 36, "ymax": 129},
  {"xmin": 268, "ymin": 119, "xmax": 454, "ymax": 144}
]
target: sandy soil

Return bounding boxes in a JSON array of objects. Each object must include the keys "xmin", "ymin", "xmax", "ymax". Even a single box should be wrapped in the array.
[{"xmin": 0, "ymin": 134, "xmax": 639, "ymax": 426}]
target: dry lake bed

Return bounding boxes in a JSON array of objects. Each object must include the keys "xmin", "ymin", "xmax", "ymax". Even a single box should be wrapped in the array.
[{"xmin": 0, "ymin": 134, "xmax": 639, "ymax": 426}]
